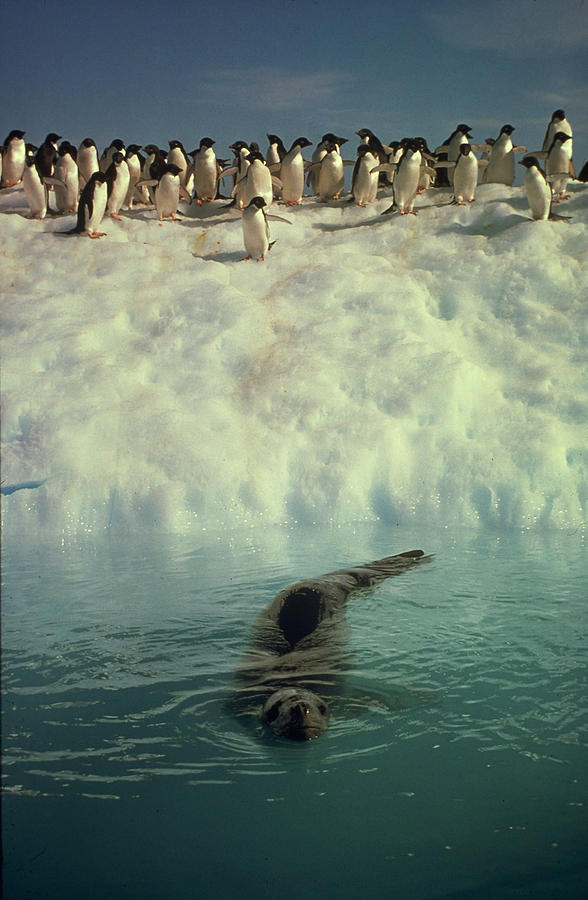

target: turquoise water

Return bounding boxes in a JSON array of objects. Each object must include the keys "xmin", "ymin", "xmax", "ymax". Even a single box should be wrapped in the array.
[{"xmin": 2, "ymin": 524, "xmax": 586, "ymax": 899}]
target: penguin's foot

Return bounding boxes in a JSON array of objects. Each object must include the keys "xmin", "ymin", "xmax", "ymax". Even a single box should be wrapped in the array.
[
  {"xmin": 241, "ymin": 255, "xmax": 252, "ymax": 261},
  {"xmin": 284, "ymin": 200, "xmax": 301, "ymax": 206},
  {"xmin": 110, "ymin": 212, "xmax": 122, "ymax": 220},
  {"xmin": 256, "ymin": 255, "xmax": 265, "ymax": 262},
  {"xmin": 89, "ymin": 231, "xmax": 106, "ymax": 239}
]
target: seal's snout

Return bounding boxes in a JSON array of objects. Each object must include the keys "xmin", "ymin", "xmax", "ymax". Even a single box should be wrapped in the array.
[{"xmin": 262, "ymin": 688, "xmax": 330, "ymax": 741}]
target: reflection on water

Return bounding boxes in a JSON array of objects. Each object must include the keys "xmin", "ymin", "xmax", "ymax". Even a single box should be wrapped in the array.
[{"xmin": 2, "ymin": 523, "xmax": 587, "ymax": 899}]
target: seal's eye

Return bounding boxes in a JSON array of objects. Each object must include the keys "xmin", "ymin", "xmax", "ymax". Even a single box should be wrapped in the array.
[
  {"xmin": 265, "ymin": 705, "xmax": 279, "ymax": 723},
  {"xmin": 319, "ymin": 703, "xmax": 328, "ymax": 716}
]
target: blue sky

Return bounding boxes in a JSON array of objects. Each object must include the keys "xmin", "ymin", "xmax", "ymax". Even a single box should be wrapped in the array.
[{"xmin": 2, "ymin": 0, "xmax": 586, "ymax": 163}]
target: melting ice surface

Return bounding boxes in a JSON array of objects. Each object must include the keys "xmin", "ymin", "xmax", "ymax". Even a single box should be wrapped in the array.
[
  {"xmin": 1, "ymin": 180, "xmax": 587, "ymax": 536},
  {"xmin": 1, "ymin": 178, "xmax": 587, "ymax": 898}
]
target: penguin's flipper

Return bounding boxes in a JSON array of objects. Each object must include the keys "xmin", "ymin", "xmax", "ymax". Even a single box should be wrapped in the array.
[
  {"xmin": 470, "ymin": 144, "xmax": 491, "ymax": 153},
  {"xmin": 548, "ymin": 212, "xmax": 572, "ymax": 222},
  {"xmin": 179, "ymin": 184, "xmax": 192, "ymax": 203},
  {"xmin": 43, "ymin": 176, "xmax": 66, "ymax": 188},
  {"xmin": 136, "ymin": 178, "xmax": 158, "ymax": 188},
  {"xmin": 434, "ymin": 160, "xmax": 455, "ymax": 169},
  {"xmin": 478, "ymin": 159, "xmax": 489, "ymax": 168},
  {"xmin": 423, "ymin": 165, "xmax": 436, "ymax": 177},
  {"xmin": 268, "ymin": 163, "xmax": 281, "ymax": 174},
  {"xmin": 271, "ymin": 176, "xmax": 283, "ymax": 190},
  {"xmin": 219, "ymin": 165, "xmax": 238, "ymax": 178},
  {"xmin": 513, "ymin": 145, "xmax": 527, "ymax": 153},
  {"xmin": 342, "ymin": 160, "xmax": 356, "ymax": 166},
  {"xmin": 370, "ymin": 163, "xmax": 395, "ymax": 175},
  {"xmin": 434, "ymin": 143, "xmax": 449, "ymax": 154},
  {"xmin": 266, "ymin": 214, "xmax": 292, "ymax": 225},
  {"xmin": 546, "ymin": 172, "xmax": 570, "ymax": 181},
  {"xmin": 525, "ymin": 151, "xmax": 548, "ymax": 159}
]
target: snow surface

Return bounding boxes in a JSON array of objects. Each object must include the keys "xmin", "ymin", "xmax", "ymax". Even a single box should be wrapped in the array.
[{"xmin": 1, "ymin": 180, "xmax": 587, "ymax": 538}]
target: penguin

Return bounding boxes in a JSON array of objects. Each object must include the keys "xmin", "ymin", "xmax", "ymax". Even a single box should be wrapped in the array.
[
  {"xmin": 105, "ymin": 151, "xmax": 130, "ymax": 219},
  {"xmin": 311, "ymin": 141, "xmax": 350, "ymax": 202},
  {"xmin": 351, "ymin": 145, "xmax": 379, "ymax": 206},
  {"xmin": 542, "ymin": 109, "xmax": 573, "ymax": 168},
  {"xmin": 279, "ymin": 137, "xmax": 313, "ymax": 206},
  {"xmin": 77, "ymin": 138, "xmax": 99, "ymax": 190},
  {"xmin": 435, "ymin": 124, "xmax": 472, "ymax": 186},
  {"xmin": 483, "ymin": 125, "xmax": 526, "ymax": 186},
  {"xmin": 63, "ymin": 171, "xmax": 108, "ymax": 237},
  {"xmin": 546, "ymin": 132, "xmax": 573, "ymax": 201},
  {"xmin": 141, "ymin": 144, "xmax": 166, "ymax": 204},
  {"xmin": 382, "ymin": 141, "xmax": 403, "ymax": 185},
  {"xmin": 34, "ymin": 133, "xmax": 61, "ymax": 180},
  {"xmin": 266, "ymin": 134, "xmax": 287, "ymax": 198},
  {"xmin": 308, "ymin": 133, "xmax": 347, "ymax": 194},
  {"xmin": 190, "ymin": 137, "xmax": 220, "ymax": 204},
  {"xmin": 266, "ymin": 133, "xmax": 287, "ymax": 167},
  {"xmin": 138, "ymin": 162, "xmax": 191, "ymax": 222},
  {"xmin": 224, "ymin": 140, "xmax": 251, "ymax": 208},
  {"xmin": 22, "ymin": 156, "xmax": 48, "ymax": 219},
  {"xmin": 445, "ymin": 143, "xmax": 487, "ymax": 204},
  {"xmin": 241, "ymin": 150, "xmax": 279, "ymax": 208},
  {"xmin": 123, "ymin": 144, "xmax": 145, "ymax": 208},
  {"xmin": 99, "ymin": 139, "xmax": 125, "ymax": 172},
  {"xmin": 382, "ymin": 139, "xmax": 422, "ymax": 215},
  {"xmin": 167, "ymin": 139, "xmax": 190, "ymax": 189},
  {"xmin": 518, "ymin": 156, "xmax": 570, "ymax": 221},
  {"xmin": 241, "ymin": 196, "xmax": 291, "ymax": 261},
  {"xmin": 53, "ymin": 141, "xmax": 79, "ymax": 214},
  {"xmin": 1, "ymin": 130, "xmax": 26, "ymax": 187}
]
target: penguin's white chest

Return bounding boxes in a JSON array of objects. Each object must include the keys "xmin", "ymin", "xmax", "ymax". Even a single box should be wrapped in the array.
[
  {"xmin": 245, "ymin": 161, "xmax": 273, "ymax": 207},
  {"xmin": 281, "ymin": 152, "xmax": 304, "ymax": 203},
  {"xmin": 317, "ymin": 153, "xmax": 344, "ymax": 200},
  {"xmin": 524, "ymin": 168, "xmax": 551, "ymax": 220},
  {"xmin": 394, "ymin": 153, "xmax": 421, "ymax": 210},
  {"xmin": 3, "ymin": 139, "xmax": 26, "ymax": 185},
  {"xmin": 86, "ymin": 182, "xmax": 108, "ymax": 231},
  {"xmin": 352, "ymin": 153, "xmax": 378, "ymax": 204},
  {"xmin": 194, "ymin": 149, "xmax": 217, "ymax": 200},
  {"xmin": 453, "ymin": 155, "xmax": 479, "ymax": 201},
  {"xmin": 22, "ymin": 165, "xmax": 47, "ymax": 218}
]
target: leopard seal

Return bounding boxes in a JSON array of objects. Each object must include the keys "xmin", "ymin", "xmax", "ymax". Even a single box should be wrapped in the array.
[{"xmin": 233, "ymin": 549, "xmax": 431, "ymax": 741}]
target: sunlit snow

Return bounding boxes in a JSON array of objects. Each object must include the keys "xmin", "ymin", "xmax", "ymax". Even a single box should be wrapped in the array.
[{"xmin": 1, "ymin": 179, "xmax": 586, "ymax": 537}]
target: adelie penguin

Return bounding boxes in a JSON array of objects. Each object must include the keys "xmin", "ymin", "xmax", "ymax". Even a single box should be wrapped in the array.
[
  {"xmin": 138, "ymin": 162, "xmax": 191, "ymax": 222},
  {"xmin": 435, "ymin": 144, "xmax": 488, "ymax": 204},
  {"xmin": 190, "ymin": 137, "xmax": 220, "ymax": 204},
  {"xmin": 105, "ymin": 151, "xmax": 130, "ymax": 219},
  {"xmin": 435, "ymin": 124, "xmax": 472, "ymax": 186},
  {"xmin": 1, "ymin": 130, "xmax": 26, "ymax": 187},
  {"xmin": 278, "ymin": 137, "xmax": 313, "ymax": 206},
  {"xmin": 167, "ymin": 140, "xmax": 190, "ymax": 191},
  {"xmin": 231, "ymin": 550, "xmax": 431, "ymax": 741},
  {"xmin": 62, "ymin": 171, "xmax": 108, "ymax": 238},
  {"xmin": 542, "ymin": 109, "xmax": 573, "ymax": 174},
  {"xmin": 240, "ymin": 195, "xmax": 291, "ymax": 261},
  {"xmin": 77, "ymin": 138, "xmax": 99, "ymax": 190},
  {"xmin": 518, "ymin": 156, "xmax": 571, "ymax": 222},
  {"xmin": 483, "ymin": 125, "xmax": 526, "ymax": 186},
  {"xmin": 53, "ymin": 141, "xmax": 79, "ymax": 214},
  {"xmin": 309, "ymin": 140, "xmax": 354, "ymax": 202},
  {"xmin": 308, "ymin": 133, "xmax": 347, "ymax": 194},
  {"xmin": 351, "ymin": 144, "xmax": 379, "ymax": 206}
]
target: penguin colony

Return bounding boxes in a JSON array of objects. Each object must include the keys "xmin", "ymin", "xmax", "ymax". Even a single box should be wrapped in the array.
[{"xmin": 0, "ymin": 110, "xmax": 581, "ymax": 259}]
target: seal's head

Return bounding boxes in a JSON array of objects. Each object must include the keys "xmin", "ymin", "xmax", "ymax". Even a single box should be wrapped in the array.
[{"xmin": 262, "ymin": 688, "xmax": 330, "ymax": 741}]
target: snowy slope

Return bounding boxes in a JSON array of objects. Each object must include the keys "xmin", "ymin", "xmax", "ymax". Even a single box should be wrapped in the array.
[{"xmin": 1, "ymin": 180, "xmax": 587, "ymax": 537}]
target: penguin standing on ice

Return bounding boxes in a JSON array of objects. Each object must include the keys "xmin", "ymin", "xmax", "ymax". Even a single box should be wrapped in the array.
[
  {"xmin": 518, "ymin": 156, "xmax": 570, "ymax": 221},
  {"xmin": 190, "ymin": 137, "xmax": 220, "ymax": 204},
  {"xmin": 241, "ymin": 196, "xmax": 291, "ymax": 261},
  {"xmin": 53, "ymin": 141, "xmax": 79, "ymax": 214},
  {"xmin": 311, "ymin": 140, "xmax": 351, "ymax": 202},
  {"xmin": 308, "ymin": 133, "xmax": 347, "ymax": 194},
  {"xmin": 546, "ymin": 132, "xmax": 573, "ymax": 201},
  {"xmin": 436, "ymin": 144, "xmax": 487, "ymax": 204},
  {"xmin": 167, "ymin": 140, "xmax": 190, "ymax": 190},
  {"xmin": 279, "ymin": 137, "xmax": 312, "ymax": 206},
  {"xmin": 241, "ymin": 150, "xmax": 280, "ymax": 209},
  {"xmin": 123, "ymin": 144, "xmax": 145, "ymax": 208},
  {"xmin": 542, "ymin": 109, "xmax": 573, "ymax": 172},
  {"xmin": 105, "ymin": 151, "xmax": 130, "ymax": 219},
  {"xmin": 138, "ymin": 162, "xmax": 191, "ymax": 222},
  {"xmin": 435, "ymin": 124, "xmax": 472, "ymax": 185},
  {"xmin": 141, "ymin": 144, "xmax": 166, "ymax": 204},
  {"xmin": 22, "ymin": 156, "xmax": 48, "ymax": 219},
  {"xmin": 77, "ymin": 138, "xmax": 99, "ymax": 190},
  {"xmin": 381, "ymin": 140, "xmax": 423, "ymax": 215},
  {"xmin": 99, "ymin": 139, "xmax": 125, "ymax": 172},
  {"xmin": 63, "ymin": 171, "xmax": 108, "ymax": 237},
  {"xmin": 266, "ymin": 134, "xmax": 287, "ymax": 198},
  {"xmin": 483, "ymin": 125, "xmax": 526, "ymax": 186},
  {"xmin": 351, "ymin": 145, "xmax": 379, "ymax": 206},
  {"xmin": 1, "ymin": 130, "xmax": 26, "ymax": 187}
]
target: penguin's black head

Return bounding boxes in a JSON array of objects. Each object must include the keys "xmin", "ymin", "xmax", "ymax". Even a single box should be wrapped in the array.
[
  {"xmin": 163, "ymin": 163, "xmax": 182, "ymax": 176},
  {"xmin": 500, "ymin": 124, "xmax": 515, "ymax": 135},
  {"xmin": 80, "ymin": 137, "xmax": 97, "ymax": 148},
  {"xmin": 519, "ymin": 156, "xmax": 539, "ymax": 169},
  {"xmin": 199, "ymin": 137, "xmax": 215, "ymax": 149},
  {"xmin": 91, "ymin": 171, "xmax": 108, "ymax": 184},
  {"xmin": 230, "ymin": 140, "xmax": 248, "ymax": 153},
  {"xmin": 58, "ymin": 141, "xmax": 76, "ymax": 158},
  {"xmin": 246, "ymin": 150, "xmax": 265, "ymax": 164},
  {"xmin": 551, "ymin": 109, "xmax": 565, "ymax": 121},
  {"xmin": 291, "ymin": 137, "xmax": 312, "ymax": 150},
  {"xmin": 248, "ymin": 196, "xmax": 266, "ymax": 210},
  {"xmin": 110, "ymin": 139, "xmax": 125, "ymax": 151},
  {"xmin": 456, "ymin": 124, "xmax": 472, "ymax": 134},
  {"xmin": 322, "ymin": 132, "xmax": 347, "ymax": 146},
  {"xmin": 553, "ymin": 131, "xmax": 571, "ymax": 143},
  {"xmin": 267, "ymin": 133, "xmax": 282, "ymax": 144},
  {"xmin": 356, "ymin": 144, "xmax": 373, "ymax": 158},
  {"xmin": 112, "ymin": 151, "xmax": 125, "ymax": 165},
  {"xmin": 126, "ymin": 144, "xmax": 141, "ymax": 155},
  {"xmin": 142, "ymin": 144, "xmax": 160, "ymax": 155},
  {"xmin": 25, "ymin": 143, "xmax": 38, "ymax": 155},
  {"xmin": 5, "ymin": 130, "xmax": 26, "ymax": 142},
  {"xmin": 459, "ymin": 143, "xmax": 472, "ymax": 156},
  {"xmin": 45, "ymin": 133, "xmax": 61, "ymax": 145},
  {"xmin": 322, "ymin": 140, "xmax": 338, "ymax": 153},
  {"xmin": 356, "ymin": 128, "xmax": 374, "ymax": 139}
]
